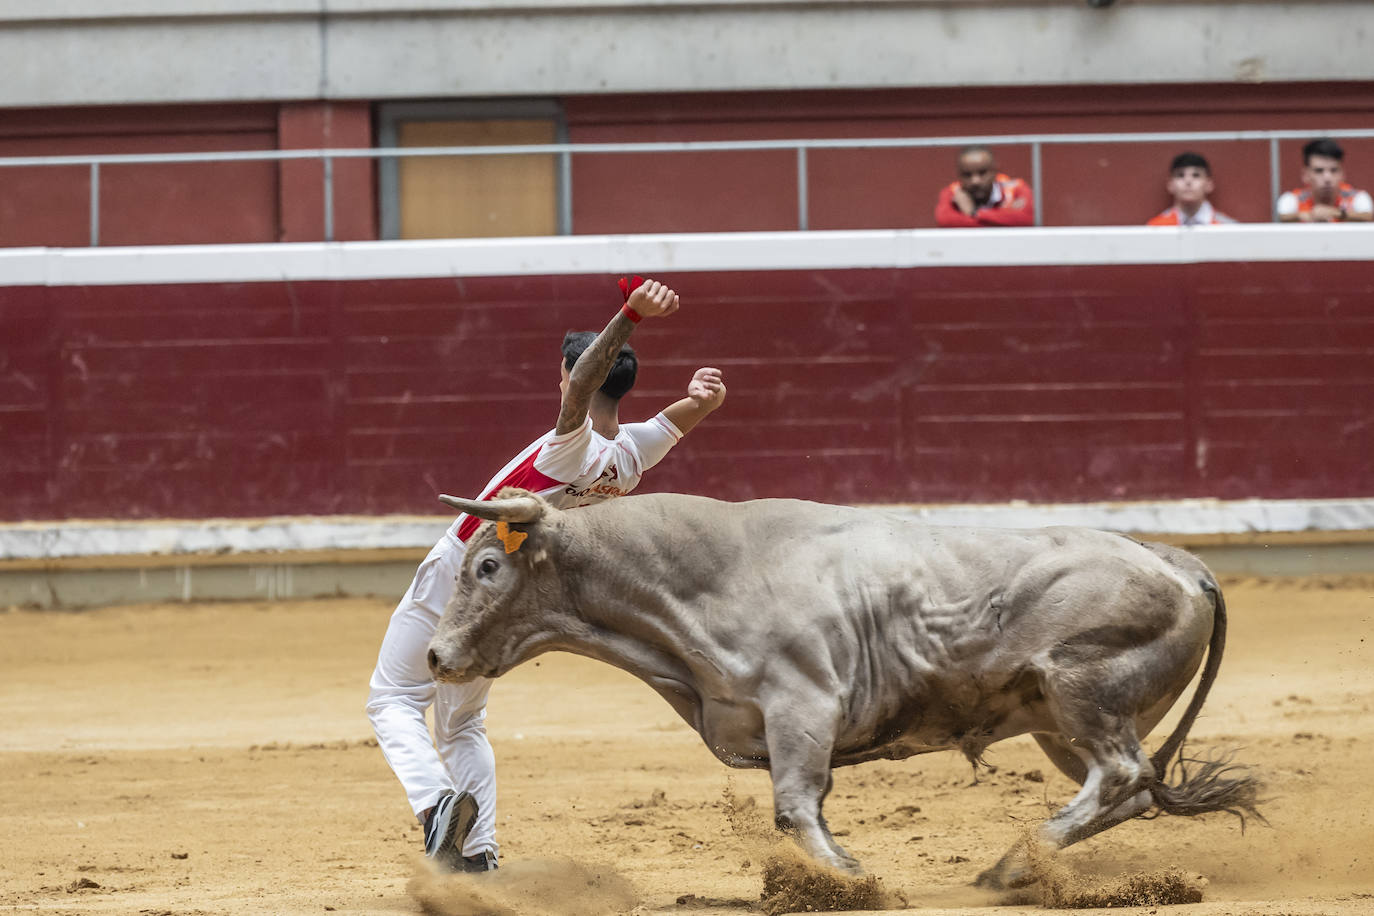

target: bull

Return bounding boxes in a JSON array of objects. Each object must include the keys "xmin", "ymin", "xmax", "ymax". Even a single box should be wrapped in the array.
[{"xmin": 427, "ymin": 489, "xmax": 1260, "ymax": 886}]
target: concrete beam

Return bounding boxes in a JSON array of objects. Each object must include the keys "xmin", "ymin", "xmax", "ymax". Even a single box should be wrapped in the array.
[
  {"xmin": 2, "ymin": 2, "xmax": 1371, "ymax": 107},
  {"xmin": 5, "ymin": 498, "xmax": 1374, "ymax": 608},
  {"xmin": 5, "ymin": 539, "xmax": 1373, "ymax": 610}
]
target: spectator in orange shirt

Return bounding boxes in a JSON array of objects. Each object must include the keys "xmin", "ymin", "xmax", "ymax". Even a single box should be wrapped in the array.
[
  {"xmin": 1276, "ymin": 138, "xmax": 1373, "ymax": 222},
  {"xmin": 934, "ymin": 146, "xmax": 1034, "ymax": 228},
  {"xmin": 1146, "ymin": 152, "xmax": 1236, "ymax": 226}
]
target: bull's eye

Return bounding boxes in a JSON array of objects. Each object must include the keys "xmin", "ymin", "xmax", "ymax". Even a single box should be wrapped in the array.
[{"xmin": 477, "ymin": 557, "xmax": 500, "ymax": 578}]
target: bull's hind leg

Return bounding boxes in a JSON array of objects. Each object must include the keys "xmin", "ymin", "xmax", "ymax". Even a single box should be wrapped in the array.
[
  {"xmin": 815, "ymin": 771, "xmax": 852, "ymax": 864},
  {"xmin": 1032, "ymin": 733, "xmax": 1086, "ymax": 784},
  {"xmin": 1035, "ymin": 731, "xmax": 1155, "ymax": 848},
  {"xmin": 977, "ymin": 718, "xmax": 1156, "ymax": 889},
  {"xmin": 763, "ymin": 704, "xmax": 860, "ymax": 874}
]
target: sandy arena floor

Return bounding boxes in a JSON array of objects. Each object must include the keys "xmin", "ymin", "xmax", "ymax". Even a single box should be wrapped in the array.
[{"xmin": 2, "ymin": 576, "xmax": 1373, "ymax": 915}]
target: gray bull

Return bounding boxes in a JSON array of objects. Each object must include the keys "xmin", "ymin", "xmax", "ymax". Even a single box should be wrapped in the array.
[{"xmin": 428, "ymin": 489, "xmax": 1260, "ymax": 886}]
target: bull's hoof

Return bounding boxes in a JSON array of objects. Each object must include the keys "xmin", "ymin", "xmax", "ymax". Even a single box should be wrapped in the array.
[
  {"xmin": 809, "ymin": 852, "xmax": 862, "ymax": 876},
  {"xmin": 834, "ymin": 855, "xmax": 862, "ymax": 876},
  {"xmin": 821, "ymin": 842, "xmax": 862, "ymax": 876},
  {"xmin": 974, "ymin": 863, "xmax": 1035, "ymax": 891}
]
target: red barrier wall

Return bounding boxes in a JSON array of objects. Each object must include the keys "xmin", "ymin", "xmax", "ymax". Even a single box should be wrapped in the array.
[
  {"xmin": 3, "ymin": 260, "xmax": 1371, "ymax": 522},
  {"xmin": 0, "ymin": 102, "xmax": 376, "ymax": 248}
]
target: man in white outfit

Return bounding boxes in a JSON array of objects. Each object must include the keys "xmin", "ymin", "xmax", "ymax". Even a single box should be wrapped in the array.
[{"xmin": 366, "ymin": 277, "xmax": 727, "ymax": 872}]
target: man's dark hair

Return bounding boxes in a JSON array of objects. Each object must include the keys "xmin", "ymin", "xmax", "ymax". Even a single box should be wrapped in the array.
[
  {"xmin": 1303, "ymin": 138, "xmax": 1344, "ymax": 165},
  {"xmin": 1169, "ymin": 151, "xmax": 1211, "ymax": 175},
  {"xmin": 561, "ymin": 331, "xmax": 638, "ymax": 400}
]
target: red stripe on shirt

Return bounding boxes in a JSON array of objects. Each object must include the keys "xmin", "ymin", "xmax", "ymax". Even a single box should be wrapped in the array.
[{"xmin": 455, "ymin": 446, "xmax": 565, "ymax": 542}]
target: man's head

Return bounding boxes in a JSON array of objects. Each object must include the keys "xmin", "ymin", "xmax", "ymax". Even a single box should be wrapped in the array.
[
  {"xmin": 1166, "ymin": 151, "xmax": 1215, "ymax": 207},
  {"xmin": 956, "ymin": 146, "xmax": 999, "ymax": 205},
  {"xmin": 1302, "ymin": 138, "xmax": 1346, "ymax": 203},
  {"xmin": 561, "ymin": 331, "xmax": 638, "ymax": 400}
]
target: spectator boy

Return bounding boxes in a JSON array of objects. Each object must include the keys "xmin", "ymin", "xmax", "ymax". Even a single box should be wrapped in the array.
[
  {"xmin": 934, "ymin": 145, "xmax": 1034, "ymax": 228},
  {"xmin": 1147, "ymin": 152, "xmax": 1236, "ymax": 226},
  {"xmin": 1276, "ymin": 138, "xmax": 1373, "ymax": 222}
]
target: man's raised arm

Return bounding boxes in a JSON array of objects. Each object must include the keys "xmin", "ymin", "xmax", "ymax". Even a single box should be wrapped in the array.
[
  {"xmin": 555, "ymin": 279, "xmax": 680, "ymax": 435},
  {"xmin": 661, "ymin": 367, "xmax": 727, "ymax": 435}
]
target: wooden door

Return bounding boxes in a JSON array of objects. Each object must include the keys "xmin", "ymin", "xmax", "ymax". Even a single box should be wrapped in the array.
[{"xmin": 398, "ymin": 119, "xmax": 557, "ymax": 239}]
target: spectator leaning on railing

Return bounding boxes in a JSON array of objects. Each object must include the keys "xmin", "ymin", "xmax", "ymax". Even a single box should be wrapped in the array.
[
  {"xmin": 1276, "ymin": 138, "xmax": 1373, "ymax": 223},
  {"xmin": 934, "ymin": 145, "xmax": 1035, "ymax": 228},
  {"xmin": 1146, "ymin": 152, "xmax": 1236, "ymax": 226}
]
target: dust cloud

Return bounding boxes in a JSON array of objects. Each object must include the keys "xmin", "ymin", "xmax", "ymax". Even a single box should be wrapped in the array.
[{"xmin": 409, "ymin": 856, "xmax": 638, "ymax": 916}]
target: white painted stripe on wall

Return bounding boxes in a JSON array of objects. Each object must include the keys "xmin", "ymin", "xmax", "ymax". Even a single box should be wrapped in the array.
[
  {"xmin": 0, "ymin": 515, "xmax": 452, "ymax": 562},
  {"xmin": 4, "ymin": 498, "xmax": 1374, "ymax": 561},
  {"xmin": 885, "ymin": 498, "xmax": 1374, "ymax": 537},
  {"xmin": 1, "ymin": 225, "xmax": 1372, "ymax": 288}
]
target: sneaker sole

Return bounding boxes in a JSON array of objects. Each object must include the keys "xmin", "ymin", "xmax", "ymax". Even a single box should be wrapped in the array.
[{"xmin": 431, "ymin": 792, "xmax": 479, "ymax": 872}]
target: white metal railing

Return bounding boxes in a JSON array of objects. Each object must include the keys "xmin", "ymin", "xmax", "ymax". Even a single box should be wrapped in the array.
[{"xmin": 2, "ymin": 128, "xmax": 1373, "ymax": 246}]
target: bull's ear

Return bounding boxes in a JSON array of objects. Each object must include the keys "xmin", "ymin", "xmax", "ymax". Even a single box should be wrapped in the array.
[{"xmin": 438, "ymin": 492, "xmax": 545, "ymax": 524}]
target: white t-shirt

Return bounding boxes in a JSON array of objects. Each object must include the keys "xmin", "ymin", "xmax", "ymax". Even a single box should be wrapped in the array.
[
  {"xmin": 1276, "ymin": 187, "xmax": 1374, "ymax": 218},
  {"xmin": 447, "ymin": 413, "xmax": 683, "ymax": 543}
]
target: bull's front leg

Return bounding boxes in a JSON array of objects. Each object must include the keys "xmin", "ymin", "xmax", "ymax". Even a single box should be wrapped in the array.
[{"xmin": 763, "ymin": 699, "xmax": 860, "ymax": 874}]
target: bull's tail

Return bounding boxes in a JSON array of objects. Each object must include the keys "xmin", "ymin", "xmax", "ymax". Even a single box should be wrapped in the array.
[{"xmin": 1145, "ymin": 582, "xmax": 1266, "ymax": 827}]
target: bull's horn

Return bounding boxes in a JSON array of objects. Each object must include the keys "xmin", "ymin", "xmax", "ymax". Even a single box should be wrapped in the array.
[{"xmin": 438, "ymin": 493, "xmax": 545, "ymax": 524}]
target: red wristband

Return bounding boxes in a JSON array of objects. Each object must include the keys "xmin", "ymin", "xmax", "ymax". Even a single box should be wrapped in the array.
[{"xmin": 620, "ymin": 303, "xmax": 643, "ymax": 323}]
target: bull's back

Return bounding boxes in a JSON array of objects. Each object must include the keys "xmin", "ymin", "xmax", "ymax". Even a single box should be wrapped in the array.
[
  {"xmin": 588, "ymin": 493, "xmax": 1196, "ymax": 630},
  {"xmin": 574, "ymin": 493, "xmax": 1215, "ymax": 763}
]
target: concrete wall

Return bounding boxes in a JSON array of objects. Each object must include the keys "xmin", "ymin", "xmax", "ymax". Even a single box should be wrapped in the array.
[
  {"xmin": 3, "ymin": 1, "xmax": 1373, "ymax": 107},
  {"xmin": 14, "ymin": 539, "xmax": 1374, "ymax": 610},
  {"xmin": 6, "ymin": 508, "xmax": 1374, "ymax": 609}
]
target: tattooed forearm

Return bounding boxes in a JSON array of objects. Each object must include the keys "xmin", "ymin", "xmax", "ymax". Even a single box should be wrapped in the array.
[{"xmin": 554, "ymin": 311, "xmax": 637, "ymax": 434}]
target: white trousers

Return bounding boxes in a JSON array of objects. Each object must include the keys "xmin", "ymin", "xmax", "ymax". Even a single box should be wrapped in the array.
[{"xmin": 366, "ymin": 536, "xmax": 498, "ymax": 859}]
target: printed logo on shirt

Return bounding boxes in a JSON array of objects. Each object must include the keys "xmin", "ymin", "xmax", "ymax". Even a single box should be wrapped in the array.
[{"xmin": 565, "ymin": 465, "xmax": 627, "ymax": 500}]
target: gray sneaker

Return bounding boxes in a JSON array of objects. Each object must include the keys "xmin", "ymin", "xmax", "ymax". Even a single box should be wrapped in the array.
[
  {"xmin": 461, "ymin": 849, "xmax": 498, "ymax": 872},
  {"xmin": 422, "ymin": 790, "xmax": 479, "ymax": 873}
]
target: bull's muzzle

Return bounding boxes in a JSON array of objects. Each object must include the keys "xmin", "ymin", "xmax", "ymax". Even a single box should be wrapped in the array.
[{"xmin": 427, "ymin": 647, "xmax": 475, "ymax": 683}]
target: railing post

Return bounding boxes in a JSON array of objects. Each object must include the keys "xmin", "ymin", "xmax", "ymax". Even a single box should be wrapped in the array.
[
  {"xmin": 1031, "ymin": 141, "xmax": 1043, "ymax": 227},
  {"xmin": 323, "ymin": 155, "xmax": 335, "ymax": 242},
  {"xmin": 797, "ymin": 146, "xmax": 809, "ymax": 231},
  {"xmin": 558, "ymin": 149, "xmax": 573, "ymax": 235},
  {"xmin": 1269, "ymin": 137, "xmax": 1281, "ymax": 221},
  {"xmin": 89, "ymin": 162, "xmax": 100, "ymax": 247}
]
